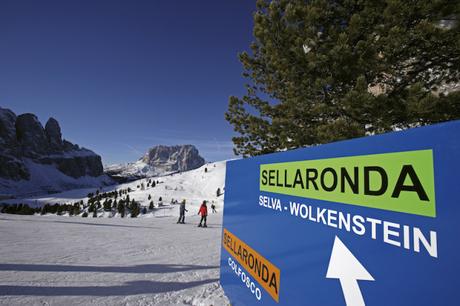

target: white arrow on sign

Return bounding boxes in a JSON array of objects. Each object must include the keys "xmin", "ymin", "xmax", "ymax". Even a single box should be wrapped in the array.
[{"xmin": 326, "ymin": 236, "xmax": 375, "ymax": 306}]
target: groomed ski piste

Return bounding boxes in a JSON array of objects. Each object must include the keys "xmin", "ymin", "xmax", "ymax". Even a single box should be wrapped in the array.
[{"xmin": 0, "ymin": 161, "xmax": 230, "ymax": 306}]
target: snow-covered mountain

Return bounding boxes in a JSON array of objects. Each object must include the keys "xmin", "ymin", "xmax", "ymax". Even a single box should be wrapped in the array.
[
  {"xmin": 0, "ymin": 107, "xmax": 113, "ymax": 198},
  {"xmin": 105, "ymin": 145, "xmax": 205, "ymax": 182}
]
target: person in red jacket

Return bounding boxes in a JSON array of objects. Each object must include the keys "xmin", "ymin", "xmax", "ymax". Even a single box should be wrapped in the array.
[{"xmin": 197, "ymin": 200, "xmax": 208, "ymax": 228}]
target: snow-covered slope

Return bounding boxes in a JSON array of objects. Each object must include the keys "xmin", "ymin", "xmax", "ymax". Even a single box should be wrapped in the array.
[
  {"xmin": 104, "ymin": 159, "xmax": 166, "ymax": 180},
  {"xmin": 0, "ymin": 159, "xmax": 112, "ymax": 198},
  {"xmin": 5, "ymin": 161, "xmax": 226, "ymax": 218},
  {"xmin": 0, "ymin": 208, "xmax": 229, "ymax": 305}
]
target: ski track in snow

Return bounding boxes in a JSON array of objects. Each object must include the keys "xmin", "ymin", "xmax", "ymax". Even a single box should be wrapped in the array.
[{"xmin": 0, "ymin": 162, "xmax": 229, "ymax": 306}]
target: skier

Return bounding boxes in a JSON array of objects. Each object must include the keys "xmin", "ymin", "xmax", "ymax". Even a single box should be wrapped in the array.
[
  {"xmin": 211, "ymin": 201, "xmax": 217, "ymax": 213},
  {"xmin": 197, "ymin": 200, "xmax": 208, "ymax": 227},
  {"xmin": 177, "ymin": 200, "xmax": 187, "ymax": 224}
]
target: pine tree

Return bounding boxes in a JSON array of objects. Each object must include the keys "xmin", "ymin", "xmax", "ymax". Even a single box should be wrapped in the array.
[
  {"xmin": 117, "ymin": 201, "xmax": 125, "ymax": 217},
  {"xmin": 73, "ymin": 205, "xmax": 80, "ymax": 216},
  {"xmin": 131, "ymin": 201, "xmax": 140, "ymax": 218},
  {"xmin": 148, "ymin": 194, "xmax": 151, "ymax": 200},
  {"xmin": 127, "ymin": 199, "xmax": 136, "ymax": 209},
  {"xmin": 225, "ymin": 0, "xmax": 460, "ymax": 156},
  {"xmin": 51, "ymin": 204, "xmax": 59, "ymax": 214},
  {"xmin": 103, "ymin": 199, "xmax": 112, "ymax": 211}
]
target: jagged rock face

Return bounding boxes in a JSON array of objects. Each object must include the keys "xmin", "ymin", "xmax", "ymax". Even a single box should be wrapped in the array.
[
  {"xmin": 0, "ymin": 108, "xmax": 26, "ymax": 180},
  {"xmin": 45, "ymin": 117, "xmax": 63, "ymax": 152},
  {"xmin": 16, "ymin": 113, "xmax": 49, "ymax": 157},
  {"xmin": 0, "ymin": 108, "xmax": 18, "ymax": 148},
  {"xmin": 0, "ymin": 107, "xmax": 109, "ymax": 195},
  {"xmin": 105, "ymin": 145, "xmax": 205, "ymax": 181},
  {"xmin": 39, "ymin": 154, "xmax": 104, "ymax": 178},
  {"xmin": 0, "ymin": 155, "xmax": 29, "ymax": 181},
  {"xmin": 142, "ymin": 145, "xmax": 205, "ymax": 172}
]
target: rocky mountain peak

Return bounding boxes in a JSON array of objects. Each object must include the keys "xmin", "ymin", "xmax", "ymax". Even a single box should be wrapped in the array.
[
  {"xmin": 105, "ymin": 144, "xmax": 206, "ymax": 182},
  {"xmin": 15, "ymin": 113, "xmax": 49, "ymax": 157},
  {"xmin": 141, "ymin": 144, "xmax": 205, "ymax": 172},
  {"xmin": 0, "ymin": 107, "xmax": 17, "ymax": 147},
  {"xmin": 45, "ymin": 117, "xmax": 63, "ymax": 151}
]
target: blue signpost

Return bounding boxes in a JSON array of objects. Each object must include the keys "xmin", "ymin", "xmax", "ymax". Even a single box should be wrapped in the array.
[{"xmin": 220, "ymin": 120, "xmax": 460, "ymax": 305}]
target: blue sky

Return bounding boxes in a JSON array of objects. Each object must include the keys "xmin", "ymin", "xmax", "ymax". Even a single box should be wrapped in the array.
[{"xmin": 0, "ymin": 0, "xmax": 255, "ymax": 164}]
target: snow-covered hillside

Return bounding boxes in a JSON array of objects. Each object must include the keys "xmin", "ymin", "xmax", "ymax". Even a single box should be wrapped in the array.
[
  {"xmin": 0, "ymin": 158, "xmax": 112, "ymax": 198},
  {"xmin": 104, "ymin": 159, "xmax": 162, "ymax": 179},
  {"xmin": 5, "ymin": 161, "xmax": 226, "ymax": 218}
]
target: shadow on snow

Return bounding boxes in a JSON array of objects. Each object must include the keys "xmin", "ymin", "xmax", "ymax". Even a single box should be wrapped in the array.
[
  {"xmin": 0, "ymin": 263, "xmax": 219, "ymax": 274},
  {"xmin": 0, "ymin": 217, "xmax": 159, "ymax": 229},
  {"xmin": 0, "ymin": 278, "xmax": 219, "ymax": 296}
]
